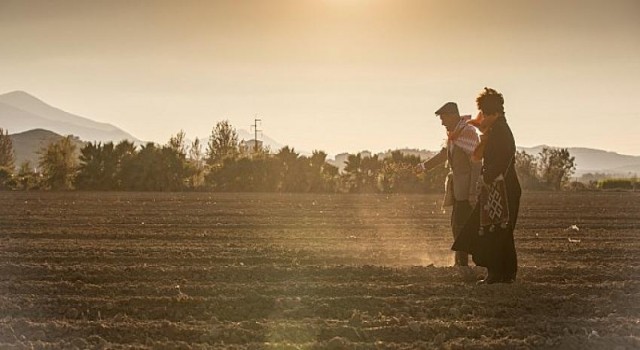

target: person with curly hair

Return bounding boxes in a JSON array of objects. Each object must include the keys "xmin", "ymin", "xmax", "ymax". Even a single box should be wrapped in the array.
[{"xmin": 453, "ymin": 88, "xmax": 522, "ymax": 284}]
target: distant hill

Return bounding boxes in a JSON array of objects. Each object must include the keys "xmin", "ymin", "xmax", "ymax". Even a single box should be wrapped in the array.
[
  {"xmin": 9, "ymin": 129, "xmax": 86, "ymax": 168},
  {"xmin": 327, "ymin": 146, "xmax": 640, "ymax": 176},
  {"xmin": 518, "ymin": 145, "xmax": 640, "ymax": 176},
  {"xmin": 0, "ymin": 91, "xmax": 140, "ymax": 144},
  {"xmin": 236, "ymin": 129, "xmax": 284, "ymax": 152}
]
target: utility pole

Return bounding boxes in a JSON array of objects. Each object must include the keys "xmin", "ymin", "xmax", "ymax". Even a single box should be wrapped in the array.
[{"xmin": 250, "ymin": 117, "xmax": 262, "ymax": 153}]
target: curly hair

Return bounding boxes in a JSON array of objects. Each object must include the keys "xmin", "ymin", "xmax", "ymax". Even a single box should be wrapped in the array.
[{"xmin": 476, "ymin": 87, "xmax": 505, "ymax": 117}]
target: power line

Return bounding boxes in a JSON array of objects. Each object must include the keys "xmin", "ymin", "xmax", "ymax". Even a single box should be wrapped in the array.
[{"xmin": 250, "ymin": 117, "xmax": 262, "ymax": 153}]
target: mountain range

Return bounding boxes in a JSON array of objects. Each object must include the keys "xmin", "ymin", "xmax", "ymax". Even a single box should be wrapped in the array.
[
  {"xmin": 1, "ymin": 91, "xmax": 638, "ymax": 177},
  {"xmin": 328, "ymin": 148, "xmax": 640, "ymax": 177},
  {"xmin": 9, "ymin": 129, "xmax": 86, "ymax": 168},
  {"xmin": 518, "ymin": 146, "xmax": 640, "ymax": 176},
  {"xmin": 0, "ymin": 91, "xmax": 139, "ymax": 144}
]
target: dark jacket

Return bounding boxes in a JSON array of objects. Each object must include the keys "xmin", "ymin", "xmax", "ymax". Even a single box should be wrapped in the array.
[
  {"xmin": 482, "ymin": 117, "xmax": 521, "ymax": 221},
  {"xmin": 452, "ymin": 117, "xmax": 521, "ymax": 256}
]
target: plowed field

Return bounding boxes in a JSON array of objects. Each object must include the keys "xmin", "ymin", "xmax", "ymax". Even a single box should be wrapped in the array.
[{"xmin": 0, "ymin": 192, "xmax": 639, "ymax": 349}]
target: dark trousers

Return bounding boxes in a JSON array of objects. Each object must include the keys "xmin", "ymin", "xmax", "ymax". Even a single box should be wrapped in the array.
[
  {"xmin": 451, "ymin": 200, "xmax": 473, "ymax": 266},
  {"xmin": 483, "ymin": 204, "xmax": 519, "ymax": 279},
  {"xmin": 497, "ymin": 203, "xmax": 519, "ymax": 279},
  {"xmin": 485, "ymin": 229, "xmax": 518, "ymax": 279}
]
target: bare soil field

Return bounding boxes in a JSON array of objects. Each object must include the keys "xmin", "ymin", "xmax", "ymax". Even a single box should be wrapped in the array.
[{"xmin": 0, "ymin": 191, "xmax": 638, "ymax": 349}]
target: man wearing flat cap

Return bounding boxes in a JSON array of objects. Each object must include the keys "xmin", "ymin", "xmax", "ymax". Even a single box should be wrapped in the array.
[{"xmin": 419, "ymin": 102, "xmax": 482, "ymax": 267}]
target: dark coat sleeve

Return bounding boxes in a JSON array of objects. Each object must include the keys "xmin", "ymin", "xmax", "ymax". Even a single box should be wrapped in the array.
[
  {"xmin": 422, "ymin": 147, "xmax": 447, "ymax": 172},
  {"xmin": 482, "ymin": 120, "xmax": 516, "ymax": 184}
]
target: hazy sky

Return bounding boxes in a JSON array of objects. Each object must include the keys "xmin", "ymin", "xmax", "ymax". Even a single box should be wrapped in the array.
[{"xmin": 1, "ymin": 0, "xmax": 639, "ymax": 156}]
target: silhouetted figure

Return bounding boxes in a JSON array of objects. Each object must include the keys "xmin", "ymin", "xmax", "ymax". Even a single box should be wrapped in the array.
[
  {"xmin": 453, "ymin": 88, "xmax": 522, "ymax": 284},
  {"xmin": 419, "ymin": 102, "xmax": 482, "ymax": 266}
]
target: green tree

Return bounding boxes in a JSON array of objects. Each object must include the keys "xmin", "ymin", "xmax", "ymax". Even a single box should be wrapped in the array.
[
  {"xmin": 75, "ymin": 141, "xmax": 136, "ymax": 190},
  {"xmin": 250, "ymin": 154, "xmax": 285, "ymax": 192},
  {"xmin": 113, "ymin": 140, "xmax": 136, "ymax": 189},
  {"xmin": 308, "ymin": 150, "xmax": 339, "ymax": 192},
  {"xmin": 343, "ymin": 153, "xmax": 364, "ymax": 192},
  {"xmin": 209, "ymin": 157, "xmax": 255, "ymax": 191},
  {"xmin": 206, "ymin": 120, "xmax": 239, "ymax": 166},
  {"xmin": 119, "ymin": 143, "xmax": 179, "ymax": 191},
  {"xmin": 514, "ymin": 150, "xmax": 542, "ymax": 190},
  {"xmin": 187, "ymin": 137, "xmax": 206, "ymax": 189},
  {"xmin": 168, "ymin": 130, "xmax": 187, "ymax": 157},
  {"xmin": 39, "ymin": 136, "xmax": 78, "ymax": 190},
  {"xmin": 343, "ymin": 153, "xmax": 382, "ymax": 193},
  {"xmin": 162, "ymin": 131, "xmax": 193, "ymax": 190},
  {"xmin": 0, "ymin": 127, "xmax": 15, "ymax": 173},
  {"xmin": 420, "ymin": 163, "xmax": 449, "ymax": 193},
  {"xmin": 0, "ymin": 167, "xmax": 13, "ymax": 189},
  {"xmin": 276, "ymin": 147, "xmax": 308, "ymax": 192},
  {"xmin": 119, "ymin": 143, "xmax": 162, "ymax": 191},
  {"xmin": 538, "ymin": 147, "xmax": 576, "ymax": 191},
  {"xmin": 16, "ymin": 161, "xmax": 39, "ymax": 190},
  {"xmin": 205, "ymin": 147, "xmax": 339, "ymax": 193},
  {"xmin": 378, "ymin": 151, "xmax": 423, "ymax": 193},
  {"xmin": 159, "ymin": 145, "xmax": 192, "ymax": 191},
  {"xmin": 75, "ymin": 142, "xmax": 103, "ymax": 190}
]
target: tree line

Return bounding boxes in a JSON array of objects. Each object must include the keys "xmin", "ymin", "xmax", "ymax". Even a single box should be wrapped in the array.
[
  {"xmin": 514, "ymin": 148, "xmax": 576, "ymax": 191},
  {"xmin": 1, "ymin": 124, "xmax": 578, "ymax": 192}
]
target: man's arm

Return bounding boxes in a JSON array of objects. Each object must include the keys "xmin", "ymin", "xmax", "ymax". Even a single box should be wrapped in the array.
[{"xmin": 419, "ymin": 147, "xmax": 447, "ymax": 172}]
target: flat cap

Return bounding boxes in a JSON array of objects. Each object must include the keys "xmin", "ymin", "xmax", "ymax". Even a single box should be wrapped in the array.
[{"xmin": 435, "ymin": 102, "xmax": 459, "ymax": 116}]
